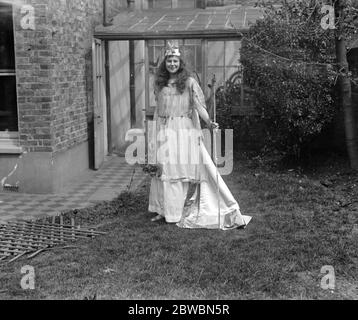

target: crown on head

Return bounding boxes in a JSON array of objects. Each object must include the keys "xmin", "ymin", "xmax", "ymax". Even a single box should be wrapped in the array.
[{"xmin": 165, "ymin": 40, "xmax": 181, "ymax": 57}]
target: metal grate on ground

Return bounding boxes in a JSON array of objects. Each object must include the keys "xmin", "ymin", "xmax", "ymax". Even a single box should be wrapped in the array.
[{"xmin": 0, "ymin": 218, "xmax": 106, "ymax": 264}]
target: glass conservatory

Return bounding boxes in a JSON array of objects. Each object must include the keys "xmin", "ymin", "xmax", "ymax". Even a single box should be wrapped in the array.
[{"xmin": 92, "ymin": 3, "xmax": 262, "ymax": 168}]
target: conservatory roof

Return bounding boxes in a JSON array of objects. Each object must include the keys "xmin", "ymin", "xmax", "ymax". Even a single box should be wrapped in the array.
[{"xmin": 94, "ymin": 6, "xmax": 264, "ymax": 40}]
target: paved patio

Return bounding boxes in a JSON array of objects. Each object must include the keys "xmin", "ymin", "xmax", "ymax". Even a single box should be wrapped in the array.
[{"xmin": 0, "ymin": 157, "xmax": 146, "ymax": 223}]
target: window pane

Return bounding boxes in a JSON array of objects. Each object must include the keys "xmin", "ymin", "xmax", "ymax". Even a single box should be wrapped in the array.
[
  {"xmin": 148, "ymin": 45, "xmax": 154, "ymax": 66},
  {"xmin": 0, "ymin": 3, "xmax": 15, "ymax": 70},
  {"xmin": 155, "ymin": 40, "xmax": 165, "ymax": 46},
  {"xmin": 196, "ymin": 45, "xmax": 202, "ymax": 73},
  {"xmin": 182, "ymin": 41, "xmax": 202, "ymax": 74},
  {"xmin": 184, "ymin": 39, "xmax": 201, "ymax": 46},
  {"xmin": 154, "ymin": 46, "xmax": 164, "ymax": 67},
  {"xmin": 225, "ymin": 41, "xmax": 241, "ymax": 67},
  {"xmin": 225, "ymin": 67, "xmax": 240, "ymax": 82},
  {"xmin": 149, "ymin": 70, "xmax": 157, "ymax": 107},
  {"xmin": 163, "ymin": 39, "xmax": 183, "ymax": 47},
  {"xmin": 208, "ymin": 41, "xmax": 225, "ymax": 66},
  {"xmin": 207, "ymin": 67, "xmax": 224, "ymax": 88},
  {"xmin": 0, "ymin": 76, "xmax": 18, "ymax": 131},
  {"xmin": 177, "ymin": 0, "xmax": 195, "ymax": 8},
  {"xmin": 183, "ymin": 46, "xmax": 196, "ymax": 72},
  {"xmin": 148, "ymin": 40, "xmax": 165, "ymax": 68}
]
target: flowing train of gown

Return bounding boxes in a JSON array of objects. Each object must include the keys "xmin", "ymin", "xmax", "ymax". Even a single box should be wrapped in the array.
[{"xmin": 177, "ymin": 142, "xmax": 252, "ymax": 230}]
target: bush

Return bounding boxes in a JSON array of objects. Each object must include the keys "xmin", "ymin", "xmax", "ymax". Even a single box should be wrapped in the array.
[
  {"xmin": 241, "ymin": 1, "xmax": 338, "ymax": 157},
  {"xmin": 215, "ymin": 79, "xmax": 241, "ymax": 130},
  {"xmin": 214, "ymin": 77, "xmax": 265, "ymax": 152}
]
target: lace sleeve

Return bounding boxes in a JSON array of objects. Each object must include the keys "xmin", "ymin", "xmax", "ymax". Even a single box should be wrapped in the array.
[
  {"xmin": 154, "ymin": 84, "xmax": 159, "ymax": 102},
  {"xmin": 190, "ymin": 77, "xmax": 207, "ymax": 111},
  {"xmin": 190, "ymin": 78, "xmax": 211, "ymax": 125},
  {"xmin": 153, "ymin": 85, "xmax": 159, "ymax": 120}
]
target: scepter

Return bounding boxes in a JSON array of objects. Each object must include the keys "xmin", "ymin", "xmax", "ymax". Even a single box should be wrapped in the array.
[{"xmin": 211, "ymin": 74, "xmax": 221, "ymax": 230}]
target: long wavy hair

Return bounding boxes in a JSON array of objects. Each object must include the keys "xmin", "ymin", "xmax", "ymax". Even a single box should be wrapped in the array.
[{"xmin": 155, "ymin": 56, "xmax": 191, "ymax": 95}]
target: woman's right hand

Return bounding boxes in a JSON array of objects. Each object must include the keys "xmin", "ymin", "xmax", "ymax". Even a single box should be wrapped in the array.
[{"xmin": 208, "ymin": 121, "xmax": 220, "ymax": 130}]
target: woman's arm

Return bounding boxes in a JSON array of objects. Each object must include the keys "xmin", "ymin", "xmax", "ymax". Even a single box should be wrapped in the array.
[
  {"xmin": 190, "ymin": 78, "xmax": 219, "ymax": 129},
  {"xmin": 153, "ymin": 86, "xmax": 159, "ymax": 121}
]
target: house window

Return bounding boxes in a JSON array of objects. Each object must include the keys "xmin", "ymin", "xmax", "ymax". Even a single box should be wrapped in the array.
[{"xmin": 0, "ymin": 2, "xmax": 18, "ymax": 132}]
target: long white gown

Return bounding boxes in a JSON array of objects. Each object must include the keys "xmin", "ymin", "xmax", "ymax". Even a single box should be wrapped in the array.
[{"xmin": 148, "ymin": 77, "xmax": 252, "ymax": 230}]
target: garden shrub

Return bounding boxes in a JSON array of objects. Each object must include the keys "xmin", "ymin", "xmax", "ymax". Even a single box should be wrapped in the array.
[
  {"xmin": 240, "ymin": 1, "xmax": 339, "ymax": 157},
  {"xmin": 215, "ymin": 79, "xmax": 241, "ymax": 130},
  {"xmin": 214, "ymin": 77, "xmax": 265, "ymax": 152}
]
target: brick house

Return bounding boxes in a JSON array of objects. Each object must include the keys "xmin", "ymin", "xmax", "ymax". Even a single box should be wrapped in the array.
[
  {"xmin": 0, "ymin": 0, "xmax": 262, "ymax": 194},
  {"xmin": 0, "ymin": 0, "xmax": 125, "ymax": 194}
]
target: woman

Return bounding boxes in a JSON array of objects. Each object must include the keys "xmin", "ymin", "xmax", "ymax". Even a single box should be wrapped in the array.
[{"xmin": 148, "ymin": 42, "xmax": 251, "ymax": 230}]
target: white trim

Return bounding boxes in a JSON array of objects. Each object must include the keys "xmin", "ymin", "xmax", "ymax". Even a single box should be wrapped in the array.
[
  {"xmin": 0, "ymin": 132, "xmax": 23, "ymax": 154},
  {"xmin": 0, "ymin": 146, "xmax": 23, "ymax": 154},
  {"xmin": 0, "ymin": 131, "xmax": 18, "ymax": 139},
  {"xmin": 0, "ymin": 69, "xmax": 16, "ymax": 73}
]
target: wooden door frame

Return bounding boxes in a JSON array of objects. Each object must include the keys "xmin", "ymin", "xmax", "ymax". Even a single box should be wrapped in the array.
[{"xmin": 92, "ymin": 38, "xmax": 108, "ymax": 170}]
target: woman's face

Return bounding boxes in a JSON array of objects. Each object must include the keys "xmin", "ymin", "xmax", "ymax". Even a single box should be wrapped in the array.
[{"xmin": 165, "ymin": 56, "xmax": 181, "ymax": 75}]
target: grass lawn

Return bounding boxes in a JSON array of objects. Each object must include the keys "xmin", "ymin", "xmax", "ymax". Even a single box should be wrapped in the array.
[{"xmin": 0, "ymin": 152, "xmax": 357, "ymax": 300}]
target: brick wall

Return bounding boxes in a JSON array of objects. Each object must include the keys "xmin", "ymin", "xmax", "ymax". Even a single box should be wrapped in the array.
[
  {"xmin": 14, "ymin": 0, "xmax": 122, "ymax": 154},
  {"xmin": 48, "ymin": 0, "xmax": 104, "ymax": 153},
  {"xmin": 14, "ymin": 1, "xmax": 54, "ymax": 153}
]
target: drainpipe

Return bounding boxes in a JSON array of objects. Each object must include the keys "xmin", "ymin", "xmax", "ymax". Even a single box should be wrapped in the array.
[{"xmin": 128, "ymin": 0, "xmax": 136, "ymax": 127}]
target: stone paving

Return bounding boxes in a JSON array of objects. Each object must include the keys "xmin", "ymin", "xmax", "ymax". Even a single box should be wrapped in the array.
[{"xmin": 0, "ymin": 157, "xmax": 146, "ymax": 223}]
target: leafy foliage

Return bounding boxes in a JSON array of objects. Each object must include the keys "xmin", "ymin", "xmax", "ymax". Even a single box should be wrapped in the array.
[
  {"xmin": 241, "ymin": 0, "xmax": 340, "ymax": 156},
  {"xmin": 214, "ymin": 75, "xmax": 265, "ymax": 151},
  {"xmin": 141, "ymin": 164, "xmax": 162, "ymax": 178},
  {"xmin": 215, "ymin": 79, "xmax": 241, "ymax": 130}
]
